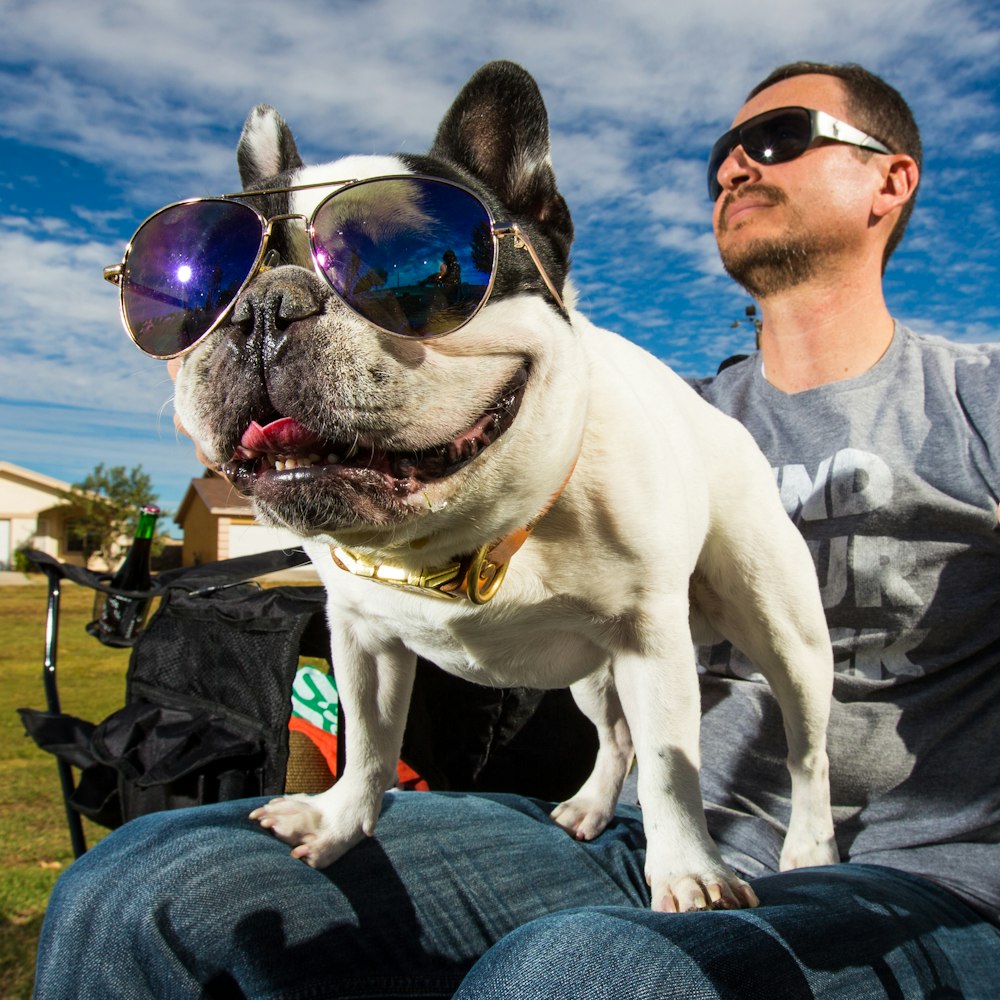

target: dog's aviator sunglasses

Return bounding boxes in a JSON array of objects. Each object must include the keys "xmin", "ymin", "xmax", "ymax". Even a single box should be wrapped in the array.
[
  {"xmin": 104, "ymin": 175, "xmax": 567, "ymax": 359},
  {"xmin": 707, "ymin": 106, "xmax": 892, "ymax": 200}
]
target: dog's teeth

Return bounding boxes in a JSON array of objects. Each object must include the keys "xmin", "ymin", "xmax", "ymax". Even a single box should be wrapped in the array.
[
  {"xmin": 446, "ymin": 439, "xmax": 477, "ymax": 463},
  {"xmin": 273, "ymin": 455, "xmax": 321, "ymax": 470}
]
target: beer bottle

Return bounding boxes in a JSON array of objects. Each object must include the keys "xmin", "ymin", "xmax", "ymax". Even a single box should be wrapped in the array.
[{"xmin": 87, "ymin": 505, "xmax": 160, "ymax": 647}]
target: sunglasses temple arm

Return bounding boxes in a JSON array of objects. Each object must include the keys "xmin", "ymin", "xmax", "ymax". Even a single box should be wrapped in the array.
[
  {"xmin": 497, "ymin": 224, "xmax": 566, "ymax": 314},
  {"xmin": 104, "ymin": 264, "xmax": 124, "ymax": 286}
]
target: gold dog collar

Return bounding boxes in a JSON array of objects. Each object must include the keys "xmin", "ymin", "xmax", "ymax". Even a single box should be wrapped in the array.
[
  {"xmin": 331, "ymin": 541, "xmax": 509, "ymax": 604},
  {"xmin": 330, "ymin": 464, "xmax": 576, "ymax": 605}
]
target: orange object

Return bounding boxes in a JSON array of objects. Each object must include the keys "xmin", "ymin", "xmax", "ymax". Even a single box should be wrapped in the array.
[{"xmin": 288, "ymin": 715, "xmax": 428, "ymax": 791}]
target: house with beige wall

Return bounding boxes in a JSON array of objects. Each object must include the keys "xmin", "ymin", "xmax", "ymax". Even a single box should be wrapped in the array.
[
  {"xmin": 0, "ymin": 461, "xmax": 94, "ymax": 569},
  {"xmin": 175, "ymin": 470, "xmax": 307, "ymax": 567},
  {"xmin": 1, "ymin": 461, "xmax": 309, "ymax": 575}
]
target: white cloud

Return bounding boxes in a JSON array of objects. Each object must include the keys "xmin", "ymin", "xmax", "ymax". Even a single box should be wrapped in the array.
[
  {"xmin": 1, "ymin": 0, "xmax": 997, "ymax": 507},
  {"xmin": 2, "ymin": 0, "xmax": 993, "ymax": 179}
]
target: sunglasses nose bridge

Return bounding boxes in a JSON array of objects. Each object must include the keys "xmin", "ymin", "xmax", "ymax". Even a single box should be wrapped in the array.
[
  {"xmin": 251, "ymin": 212, "xmax": 312, "ymax": 275},
  {"xmin": 264, "ymin": 211, "xmax": 310, "ymax": 227},
  {"xmin": 260, "ymin": 211, "xmax": 310, "ymax": 247},
  {"xmin": 714, "ymin": 141, "xmax": 758, "ymax": 199}
]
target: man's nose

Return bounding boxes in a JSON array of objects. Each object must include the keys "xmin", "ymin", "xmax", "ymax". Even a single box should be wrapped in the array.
[{"xmin": 716, "ymin": 145, "xmax": 761, "ymax": 196}]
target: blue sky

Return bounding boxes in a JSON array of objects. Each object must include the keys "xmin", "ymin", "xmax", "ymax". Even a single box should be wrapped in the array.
[{"xmin": 1, "ymin": 0, "xmax": 998, "ymax": 527}]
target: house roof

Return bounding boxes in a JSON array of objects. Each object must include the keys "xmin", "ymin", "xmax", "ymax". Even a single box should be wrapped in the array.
[
  {"xmin": 176, "ymin": 471, "xmax": 253, "ymax": 523},
  {"xmin": 0, "ymin": 460, "xmax": 72, "ymax": 497}
]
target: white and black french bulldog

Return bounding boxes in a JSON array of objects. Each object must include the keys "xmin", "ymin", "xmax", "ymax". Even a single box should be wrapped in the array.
[{"xmin": 173, "ymin": 60, "xmax": 837, "ymax": 913}]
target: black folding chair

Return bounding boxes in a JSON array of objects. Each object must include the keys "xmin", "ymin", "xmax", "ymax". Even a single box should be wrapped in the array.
[
  {"xmin": 19, "ymin": 549, "xmax": 598, "ymax": 858},
  {"xmin": 19, "ymin": 547, "xmax": 320, "ymax": 857}
]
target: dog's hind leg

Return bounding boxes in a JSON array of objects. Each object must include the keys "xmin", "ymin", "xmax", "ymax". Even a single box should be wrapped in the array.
[{"xmin": 550, "ymin": 667, "xmax": 634, "ymax": 840}]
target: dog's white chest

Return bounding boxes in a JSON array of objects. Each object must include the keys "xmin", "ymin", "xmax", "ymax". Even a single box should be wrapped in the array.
[{"xmin": 323, "ymin": 569, "xmax": 614, "ymax": 689}]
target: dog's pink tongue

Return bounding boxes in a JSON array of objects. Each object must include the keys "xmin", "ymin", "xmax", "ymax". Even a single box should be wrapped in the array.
[{"xmin": 240, "ymin": 418, "xmax": 323, "ymax": 454}]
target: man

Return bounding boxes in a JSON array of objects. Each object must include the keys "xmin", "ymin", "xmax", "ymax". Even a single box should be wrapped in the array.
[
  {"xmin": 450, "ymin": 62, "xmax": 1000, "ymax": 996},
  {"xmin": 35, "ymin": 63, "xmax": 1000, "ymax": 998}
]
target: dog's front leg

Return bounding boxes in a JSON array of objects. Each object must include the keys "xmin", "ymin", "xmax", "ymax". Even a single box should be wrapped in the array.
[
  {"xmin": 614, "ymin": 631, "xmax": 759, "ymax": 913},
  {"xmin": 251, "ymin": 637, "xmax": 417, "ymax": 869}
]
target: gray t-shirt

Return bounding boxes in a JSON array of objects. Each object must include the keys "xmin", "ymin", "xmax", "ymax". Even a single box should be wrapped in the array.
[{"xmin": 691, "ymin": 323, "xmax": 1000, "ymax": 922}]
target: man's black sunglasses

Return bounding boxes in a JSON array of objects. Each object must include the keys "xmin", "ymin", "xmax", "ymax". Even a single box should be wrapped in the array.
[{"xmin": 707, "ymin": 106, "xmax": 892, "ymax": 200}]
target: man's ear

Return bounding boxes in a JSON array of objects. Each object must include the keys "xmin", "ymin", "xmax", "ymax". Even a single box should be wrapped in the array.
[{"xmin": 872, "ymin": 153, "xmax": 919, "ymax": 221}]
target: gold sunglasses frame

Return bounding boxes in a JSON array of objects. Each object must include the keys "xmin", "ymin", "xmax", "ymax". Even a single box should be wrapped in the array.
[{"xmin": 104, "ymin": 175, "xmax": 567, "ymax": 359}]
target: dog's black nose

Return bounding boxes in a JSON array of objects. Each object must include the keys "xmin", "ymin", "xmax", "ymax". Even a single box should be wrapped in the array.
[{"xmin": 231, "ymin": 267, "xmax": 325, "ymax": 364}]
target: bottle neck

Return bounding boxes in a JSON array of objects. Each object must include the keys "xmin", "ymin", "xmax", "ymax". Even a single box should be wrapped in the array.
[{"xmin": 134, "ymin": 506, "xmax": 160, "ymax": 541}]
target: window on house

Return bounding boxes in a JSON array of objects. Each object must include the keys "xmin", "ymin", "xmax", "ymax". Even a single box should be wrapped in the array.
[{"xmin": 65, "ymin": 524, "xmax": 100, "ymax": 553}]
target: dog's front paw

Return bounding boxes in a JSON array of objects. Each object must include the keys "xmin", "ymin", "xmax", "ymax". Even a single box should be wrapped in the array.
[
  {"xmin": 648, "ymin": 868, "xmax": 759, "ymax": 913},
  {"xmin": 645, "ymin": 838, "xmax": 759, "ymax": 912},
  {"xmin": 550, "ymin": 794, "xmax": 616, "ymax": 841},
  {"xmin": 249, "ymin": 793, "xmax": 370, "ymax": 868}
]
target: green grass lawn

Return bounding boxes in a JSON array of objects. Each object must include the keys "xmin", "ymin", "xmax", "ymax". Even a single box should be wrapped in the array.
[{"xmin": 1, "ymin": 579, "xmax": 132, "ymax": 999}]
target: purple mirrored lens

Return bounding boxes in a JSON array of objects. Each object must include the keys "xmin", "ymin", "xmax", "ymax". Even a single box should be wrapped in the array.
[
  {"xmin": 122, "ymin": 200, "xmax": 264, "ymax": 356},
  {"xmin": 311, "ymin": 178, "xmax": 495, "ymax": 337}
]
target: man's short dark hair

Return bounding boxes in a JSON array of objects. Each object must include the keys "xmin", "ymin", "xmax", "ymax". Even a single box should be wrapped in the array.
[{"xmin": 748, "ymin": 62, "xmax": 922, "ymax": 268}]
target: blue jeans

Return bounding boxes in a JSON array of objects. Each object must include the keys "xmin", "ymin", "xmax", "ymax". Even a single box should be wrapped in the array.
[{"xmin": 35, "ymin": 793, "xmax": 1000, "ymax": 999}]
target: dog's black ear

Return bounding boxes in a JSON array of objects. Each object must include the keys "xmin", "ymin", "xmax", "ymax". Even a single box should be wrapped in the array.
[
  {"xmin": 237, "ymin": 105, "xmax": 305, "ymax": 189},
  {"xmin": 429, "ymin": 61, "xmax": 571, "ymax": 239}
]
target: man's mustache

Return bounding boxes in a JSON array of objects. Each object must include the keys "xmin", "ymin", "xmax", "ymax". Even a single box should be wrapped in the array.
[{"xmin": 718, "ymin": 183, "xmax": 787, "ymax": 233}]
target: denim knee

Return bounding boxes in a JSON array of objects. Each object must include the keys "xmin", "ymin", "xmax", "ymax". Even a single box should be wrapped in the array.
[
  {"xmin": 456, "ymin": 867, "xmax": 1000, "ymax": 1000},
  {"xmin": 455, "ymin": 908, "xmax": 718, "ymax": 1000}
]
